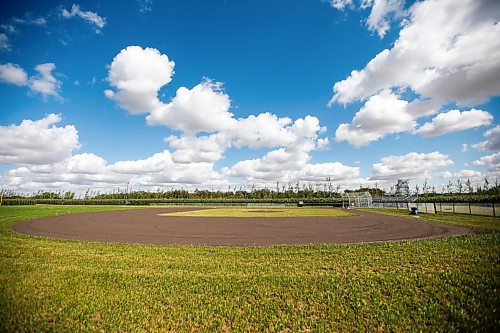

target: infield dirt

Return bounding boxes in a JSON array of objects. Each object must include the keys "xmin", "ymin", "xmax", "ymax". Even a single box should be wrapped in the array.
[{"xmin": 13, "ymin": 207, "xmax": 475, "ymax": 246}]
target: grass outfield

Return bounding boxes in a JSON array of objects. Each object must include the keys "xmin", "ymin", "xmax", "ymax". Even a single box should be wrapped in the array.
[
  {"xmin": 0, "ymin": 205, "xmax": 498, "ymax": 332},
  {"xmin": 362, "ymin": 207, "xmax": 500, "ymax": 231},
  {"xmin": 161, "ymin": 207, "xmax": 356, "ymax": 217}
]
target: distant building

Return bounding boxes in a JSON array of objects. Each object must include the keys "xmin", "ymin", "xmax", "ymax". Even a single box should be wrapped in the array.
[{"xmin": 395, "ymin": 179, "xmax": 410, "ymax": 197}]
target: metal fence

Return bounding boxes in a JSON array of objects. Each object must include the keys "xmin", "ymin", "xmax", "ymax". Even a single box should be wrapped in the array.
[{"xmin": 371, "ymin": 201, "xmax": 497, "ymax": 217}]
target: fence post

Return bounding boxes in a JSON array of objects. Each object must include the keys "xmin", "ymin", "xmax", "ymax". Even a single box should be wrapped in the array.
[
  {"xmin": 425, "ymin": 202, "xmax": 428, "ymax": 213},
  {"xmin": 433, "ymin": 202, "xmax": 437, "ymax": 214},
  {"xmin": 452, "ymin": 202, "xmax": 455, "ymax": 214},
  {"xmin": 469, "ymin": 202, "xmax": 471, "ymax": 215},
  {"xmin": 493, "ymin": 203, "xmax": 496, "ymax": 217}
]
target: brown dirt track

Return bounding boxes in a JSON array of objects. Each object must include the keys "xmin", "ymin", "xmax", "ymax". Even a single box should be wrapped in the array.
[{"xmin": 12, "ymin": 207, "xmax": 475, "ymax": 246}]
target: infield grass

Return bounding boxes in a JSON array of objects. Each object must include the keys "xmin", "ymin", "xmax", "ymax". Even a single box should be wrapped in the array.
[
  {"xmin": 0, "ymin": 205, "xmax": 499, "ymax": 332},
  {"xmin": 161, "ymin": 207, "xmax": 356, "ymax": 218}
]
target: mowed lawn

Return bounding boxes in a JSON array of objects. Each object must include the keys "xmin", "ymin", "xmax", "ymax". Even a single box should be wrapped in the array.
[
  {"xmin": 362, "ymin": 207, "xmax": 500, "ymax": 231},
  {"xmin": 0, "ymin": 206, "xmax": 499, "ymax": 332}
]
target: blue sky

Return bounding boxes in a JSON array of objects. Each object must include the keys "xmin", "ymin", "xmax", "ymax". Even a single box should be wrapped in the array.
[{"xmin": 0, "ymin": 0, "xmax": 499, "ymax": 193}]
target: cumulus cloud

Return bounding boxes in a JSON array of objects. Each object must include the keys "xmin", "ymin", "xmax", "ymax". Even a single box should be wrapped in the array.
[
  {"xmin": 105, "ymin": 46, "xmax": 175, "ymax": 115},
  {"xmin": 438, "ymin": 169, "xmax": 483, "ymax": 180},
  {"xmin": 331, "ymin": 0, "xmax": 500, "ymax": 106},
  {"xmin": 224, "ymin": 116, "xmax": 355, "ymax": 184},
  {"xmin": 330, "ymin": 0, "xmax": 500, "ymax": 147},
  {"xmin": 0, "ymin": 147, "xmax": 230, "ymax": 193},
  {"xmin": 300, "ymin": 162, "xmax": 360, "ymax": 181},
  {"xmin": 166, "ymin": 133, "xmax": 231, "ymax": 164},
  {"xmin": 417, "ymin": 109, "xmax": 493, "ymax": 137},
  {"xmin": 473, "ymin": 125, "xmax": 500, "ymax": 152},
  {"xmin": 0, "ymin": 62, "xmax": 62, "ymax": 100},
  {"xmin": 147, "ymin": 80, "xmax": 234, "ymax": 133},
  {"xmin": 111, "ymin": 150, "xmax": 227, "ymax": 185},
  {"xmin": 29, "ymin": 63, "xmax": 62, "ymax": 100},
  {"xmin": 0, "ymin": 63, "xmax": 28, "ymax": 86},
  {"xmin": 327, "ymin": 0, "xmax": 405, "ymax": 38},
  {"xmin": 232, "ymin": 113, "xmax": 296, "ymax": 149},
  {"xmin": 0, "ymin": 114, "xmax": 79, "ymax": 165},
  {"xmin": 473, "ymin": 152, "xmax": 500, "ymax": 174},
  {"xmin": 365, "ymin": 0, "xmax": 406, "ymax": 38},
  {"xmin": 104, "ymin": 46, "xmax": 331, "ymax": 186},
  {"xmin": 335, "ymin": 89, "xmax": 414, "ymax": 147},
  {"xmin": 371, "ymin": 151, "xmax": 453, "ymax": 180},
  {"xmin": 62, "ymin": 4, "xmax": 106, "ymax": 32}
]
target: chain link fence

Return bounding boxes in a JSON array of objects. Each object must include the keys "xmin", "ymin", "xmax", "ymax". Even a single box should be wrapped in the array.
[{"xmin": 371, "ymin": 201, "xmax": 497, "ymax": 217}]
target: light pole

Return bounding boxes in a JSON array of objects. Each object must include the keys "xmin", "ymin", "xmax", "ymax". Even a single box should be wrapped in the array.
[{"xmin": 125, "ymin": 182, "xmax": 129, "ymax": 204}]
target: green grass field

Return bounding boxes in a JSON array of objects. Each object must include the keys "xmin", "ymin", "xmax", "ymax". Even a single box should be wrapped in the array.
[
  {"xmin": 161, "ymin": 207, "xmax": 356, "ymax": 218},
  {"xmin": 362, "ymin": 207, "xmax": 500, "ymax": 231},
  {"xmin": 0, "ymin": 205, "xmax": 499, "ymax": 332}
]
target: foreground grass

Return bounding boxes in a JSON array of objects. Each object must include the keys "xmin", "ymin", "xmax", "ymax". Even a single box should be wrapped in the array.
[
  {"xmin": 0, "ymin": 206, "xmax": 499, "ymax": 332},
  {"xmin": 162, "ymin": 207, "xmax": 356, "ymax": 218},
  {"xmin": 363, "ymin": 207, "xmax": 500, "ymax": 231}
]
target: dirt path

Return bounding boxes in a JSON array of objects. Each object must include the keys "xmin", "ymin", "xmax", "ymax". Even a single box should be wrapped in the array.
[{"xmin": 13, "ymin": 207, "xmax": 475, "ymax": 246}]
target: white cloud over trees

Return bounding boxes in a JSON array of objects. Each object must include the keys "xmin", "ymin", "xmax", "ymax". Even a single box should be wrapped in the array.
[
  {"xmin": 371, "ymin": 151, "xmax": 453, "ymax": 180},
  {"xmin": 0, "ymin": 114, "xmax": 79, "ymax": 165}
]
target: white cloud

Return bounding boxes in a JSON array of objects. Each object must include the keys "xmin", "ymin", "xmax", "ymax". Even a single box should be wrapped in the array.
[
  {"xmin": 225, "ymin": 116, "xmax": 347, "ymax": 184},
  {"xmin": 1, "ymin": 24, "xmax": 16, "ymax": 33},
  {"xmin": 371, "ymin": 151, "xmax": 453, "ymax": 180},
  {"xmin": 461, "ymin": 144, "xmax": 468, "ymax": 153},
  {"xmin": 111, "ymin": 151, "xmax": 227, "ymax": 185},
  {"xmin": 29, "ymin": 63, "xmax": 62, "ymax": 100},
  {"xmin": 0, "ymin": 33, "xmax": 11, "ymax": 51},
  {"xmin": 437, "ymin": 169, "xmax": 484, "ymax": 181},
  {"xmin": 62, "ymin": 4, "xmax": 106, "ymax": 32},
  {"xmin": 12, "ymin": 16, "xmax": 46, "ymax": 26},
  {"xmin": 105, "ymin": 46, "xmax": 175, "ymax": 115},
  {"xmin": 0, "ymin": 62, "xmax": 62, "ymax": 100},
  {"xmin": 327, "ymin": 0, "xmax": 353, "ymax": 10},
  {"xmin": 330, "ymin": 0, "xmax": 500, "ymax": 107},
  {"xmin": 473, "ymin": 125, "xmax": 500, "ymax": 152},
  {"xmin": 329, "ymin": 0, "xmax": 500, "ymax": 147},
  {"xmin": 327, "ymin": 0, "xmax": 405, "ymax": 38},
  {"xmin": 147, "ymin": 80, "xmax": 234, "ymax": 134},
  {"xmin": 232, "ymin": 113, "xmax": 295, "ymax": 149},
  {"xmin": 0, "ymin": 114, "xmax": 79, "ymax": 165},
  {"xmin": 1, "ymin": 147, "xmax": 230, "ymax": 193},
  {"xmin": 366, "ymin": 0, "xmax": 405, "ymax": 38},
  {"xmin": 316, "ymin": 137, "xmax": 330, "ymax": 150},
  {"xmin": 166, "ymin": 133, "xmax": 231, "ymax": 164},
  {"xmin": 138, "ymin": 0, "xmax": 153, "ymax": 13},
  {"xmin": 335, "ymin": 89, "xmax": 415, "ymax": 147},
  {"xmin": 300, "ymin": 162, "xmax": 360, "ymax": 181},
  {"xmin": 0, "ymin": 63, "xmax": 28, "ymax": 86},
  {"xmin": 473, "ymin": 152, "xmax": 500, "ymax": 174},
  {"xmin": 417, "ymin": 109, "xmax": 493, "ymax": 137},
  {"xmin": 106, "ymin": 46, "xmax": 330, "ymax": 154},
  {"xmin": 102, "ymin": 46, "xmax": 334, "ymax": 186}
]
